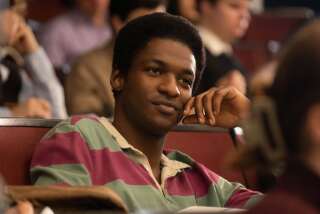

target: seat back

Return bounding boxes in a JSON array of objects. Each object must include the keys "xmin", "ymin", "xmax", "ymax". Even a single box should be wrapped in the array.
[
  {"xmin": 165, "ymin": 125, "xmax": 250, "ymax": 186},
  {"xmin": 0, "ymin": 118, "xmax": 252, "ymax": 187},
  {"xmin": 0, "ymin": 118, "xmax": 60, "ymax": 185}
]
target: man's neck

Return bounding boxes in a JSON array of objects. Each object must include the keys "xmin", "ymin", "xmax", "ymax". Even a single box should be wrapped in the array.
[{"xmin": 112, "ymin": 109, "xmax": 165, "ymax": 174}]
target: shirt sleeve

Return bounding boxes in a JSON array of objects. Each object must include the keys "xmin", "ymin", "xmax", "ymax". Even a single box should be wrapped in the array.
[
  {"xmin": 24, "ymin": 47, "xmax": 68, "ymax": 119},
  {"xmin": 30, "ymin": 120, "xmax": 93, "ymax": 186},
  {"xmin": 194, "ymin": 163, "xmax": 263, "ymax": 209},
  {"xmin": 219, "ymin": 177, "xmax": 263, "ymax": 208}
]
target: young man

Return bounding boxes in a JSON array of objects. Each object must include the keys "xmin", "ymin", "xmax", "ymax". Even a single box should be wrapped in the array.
[
  {"xmin": 65, "ymin": 0, "xmax": 167, "ymax": 117},
  {"xmin": 31, "ymin": 13, "xmax": 260, "ymax": 212},
  {"xmin": 195, "ymin": 0, "xmax": 251, "ymax": 95}
]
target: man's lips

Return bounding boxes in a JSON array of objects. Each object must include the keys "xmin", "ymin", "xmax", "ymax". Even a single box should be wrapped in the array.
[{"xmin": 151, "ymin": 100, "xmax": 181, "ymax": 115}]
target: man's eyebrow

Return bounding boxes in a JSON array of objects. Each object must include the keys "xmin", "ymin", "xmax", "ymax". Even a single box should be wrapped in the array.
[
  {"xmin": 182, "ymin": 69, "xmax": 195, "ymax": 77},
  {"xmin": 147, "ymin": 59, "xmax": 195, "ymax": 77},
  {"xmin": 147, "ymin": 59, "xmax": 166, "ymax": 66},
  {"xmin": 149, "ymin": 59, "xmax": 195, "ymax": 76}
]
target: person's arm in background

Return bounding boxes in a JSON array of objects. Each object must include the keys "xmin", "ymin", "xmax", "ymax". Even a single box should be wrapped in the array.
[
  {"xmin": 4, "ymin": 10, "xmax": 67, "ymax": 118},
  {"xmin": 0, "ymin": 98, "xmax": 51, "ymax": 118},
  {"xmin": 24, "ymin": 47, "xmax": 68, "ymax": 119},
  {"xmin": 65, "ymin": 49, "xmax": 114, "ymax": 117}
]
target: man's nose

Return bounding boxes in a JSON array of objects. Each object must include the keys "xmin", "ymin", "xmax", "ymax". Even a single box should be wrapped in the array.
[{"xmin": 158, "ymin": 74, "xmax": 181, "ymax": 97}]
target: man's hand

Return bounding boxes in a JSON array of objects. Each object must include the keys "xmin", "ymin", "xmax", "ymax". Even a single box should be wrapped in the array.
[
  {"xmin": 0, "ymin": 10, "xmax": 39, "ymax": 54},
  {"xmin": 182, "ymin": 87, "xmax": 250, "ymax": 128},
  {"xmin": 9, "ymin": 98, "xmax": 52, "ymax": 119}
]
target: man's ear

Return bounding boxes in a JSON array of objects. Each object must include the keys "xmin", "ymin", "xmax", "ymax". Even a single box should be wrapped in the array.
[{"xmin": 110, "ymin": 69, "xmax": 124, "ymax": 92}]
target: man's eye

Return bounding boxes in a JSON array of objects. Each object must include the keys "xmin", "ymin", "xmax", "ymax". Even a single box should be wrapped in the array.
[
  {"xmin": 178, "ymin": 78, "xmax": 193, "ymax": 87},
  {"xmin": 145, "ymin": 68, "xmax": 161, "ymax": 75}
]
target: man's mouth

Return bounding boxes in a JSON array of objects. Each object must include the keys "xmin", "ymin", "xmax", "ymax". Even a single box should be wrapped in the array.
[{"xmin": 151, "ymin": 101, "xmax": 180, "ymax": 116}]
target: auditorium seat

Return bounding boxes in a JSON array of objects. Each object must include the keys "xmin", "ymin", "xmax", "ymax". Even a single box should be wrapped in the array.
[
  {"xmin": 165, "ymin": 125, "xmax": 255, "ymax": 188},
  {"xmin": 0, "ymin": 118, "xmax": 254, "ymax": 189},
  {"xmin": 234, "ymin": 11, "xmax": 312, "ymax": 73},
  {"xmin": 0, "ymin": 118, "xmax": 60, "ymax": 185}
]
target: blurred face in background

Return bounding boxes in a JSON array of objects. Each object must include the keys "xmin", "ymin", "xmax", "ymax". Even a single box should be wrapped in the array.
[
  {"xmin": 201, "ymin": 0, "xmax": 251, "ymax": 43},
  {"xmin": 178, "ymin": 0, "xmax": 199, "ymax": 23},
  {"xmin": 112, "ymin": 6, "xmax": 166, "ymax": 33},
  {"xmin": 126, "ymin": 5, "xmax": 166, "ymax": 22},
  {"xmin": 77, "ymin": 0, "xmax": 110, "ymax": 16}
]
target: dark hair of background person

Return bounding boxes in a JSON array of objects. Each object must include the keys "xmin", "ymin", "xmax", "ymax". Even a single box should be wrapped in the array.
[
  {"xmin": 266, "ymin": 0, "xmax": 320, "ymax": 14},
  {"xmin": 109, "ymin": 0, "xmax": 168, "ymax": 21},
  {"xmin": 268, "ymin": 19, "xmax": 320, "ymax": 157},
  {"xmin": 167, "ymin": 0, "xmax": 179, "ymax": 15},
  {"xmin": 112, "ymin": 12, "xmax": 206, "ymax": 94},
  {"xmin": 61, "ymin": 0, "xmax": 76, "ymax": 9}
]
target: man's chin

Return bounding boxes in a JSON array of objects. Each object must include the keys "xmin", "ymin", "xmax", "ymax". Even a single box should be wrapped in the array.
[{"xmin": 147, "ymin": 117, "xmax": 177, "ymax": 136}]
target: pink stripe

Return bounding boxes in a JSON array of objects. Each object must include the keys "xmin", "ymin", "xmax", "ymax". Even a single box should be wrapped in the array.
[
  {"xmin": 70, "ymin": 114, "xmax": 99, "ymax": 125},
  {"xmin": 166, "ymin": 163, "xmax": 219, "ymax": 197},
  {"xmin": 31, "ymin": 132, "xmax": 158, "ymax": 187},
  {"xmin": 31, "ymin": 132, "xmax": 93, "ymax": 168},
  {"xmin": 90, "ymin": 149, "xmax": 157, "ymax": 187},
  {"xmin": 225, "ymin": 188, "xmax": 259, "ymax": 208}
]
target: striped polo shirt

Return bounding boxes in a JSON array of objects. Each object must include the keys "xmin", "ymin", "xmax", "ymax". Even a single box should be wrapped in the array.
[{"xmin": 30, "ymin": 115, "xmax": 261, "ymax": 212}]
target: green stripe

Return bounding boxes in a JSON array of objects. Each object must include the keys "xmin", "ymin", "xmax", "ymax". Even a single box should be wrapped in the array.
[
  {"xmin": 43, "ymin": 118, "xmax": 121, "ymax": 152},
  {"xmin": 243, "ymin": 194, "xmax": 263, "ymax": 208},
  {"xmin": 166, "ymin": 150, "xmax": 195, "ymax": 166},
  {"xmin": 105, "ymin": 180, "xmax": 197, "ymax": 212},
  {"xmin": 197, "ymin": 177, "xmax": 244, "ymax": 207},
  {"xmin": 31, "ymin": 164, "xmax": 91, "ymax": 185}
]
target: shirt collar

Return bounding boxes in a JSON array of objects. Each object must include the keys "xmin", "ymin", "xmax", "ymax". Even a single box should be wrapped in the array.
[
  {"xmin": 98, "ymin": 117, "xmax": 190, "ymax": 172},
  {"xmin": 198, "ymin": 26, "xmax": 233, "ymax": 55}
]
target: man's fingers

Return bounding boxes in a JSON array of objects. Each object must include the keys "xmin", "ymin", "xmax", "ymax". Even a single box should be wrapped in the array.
[
  {"xmin": 182, "ymin": 115, "xmax": 198, "ymax": 124},
  {"xmin": 203, "ymin": 91, "xmax": 215, "ymax": 126},
  {"xmin": 183, "ymin": 97, "xmax": 195, "ymax": 116},
  {"xmin": 195, "ymin": 94, "xmax": 205, "ymax": 124}
]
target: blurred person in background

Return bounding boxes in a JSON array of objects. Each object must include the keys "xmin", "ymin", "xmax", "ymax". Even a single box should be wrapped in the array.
[
  {"xmin": 65, "ymin": 0, "xmax": 167, "ymax": 117},
  {"xmin": 167, "ymin": 0, "xmax": 200, "ymax": 23},
  {"xmin": 0, "ymin": 9, "xmax": 67, "ymax": 118},
  {"xmin": 232, "ymin": 19, "xmax": 320, "ymax": 213},
  {"xmin": 195, "ymin": 0, "xmax": 251, "ymax": 95},
  {"xmin": 38, "ymin": 0, "xmax": 112, "ymax": 80}
]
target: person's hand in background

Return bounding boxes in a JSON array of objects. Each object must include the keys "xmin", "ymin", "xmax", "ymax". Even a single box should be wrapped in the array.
[
  {"xmin": 5, "ymin": 201, "xmax": 34, "ymax": 214},
  {"xmin": 0, "ymin": 10, "xmax": 39, "ymax": 54},
  {"xmin": 9, "ymin": 97, "xmax": 52, "ymax": 119}
]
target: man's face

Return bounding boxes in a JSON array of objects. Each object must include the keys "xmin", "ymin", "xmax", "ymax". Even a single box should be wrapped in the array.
[
  {"xmin": 117, "ymin": 38, "xmax": 196, "ymax": 135},
  {"xmin": 205, "ymin": 0, "xmax": 251, "ymax": 43}
]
